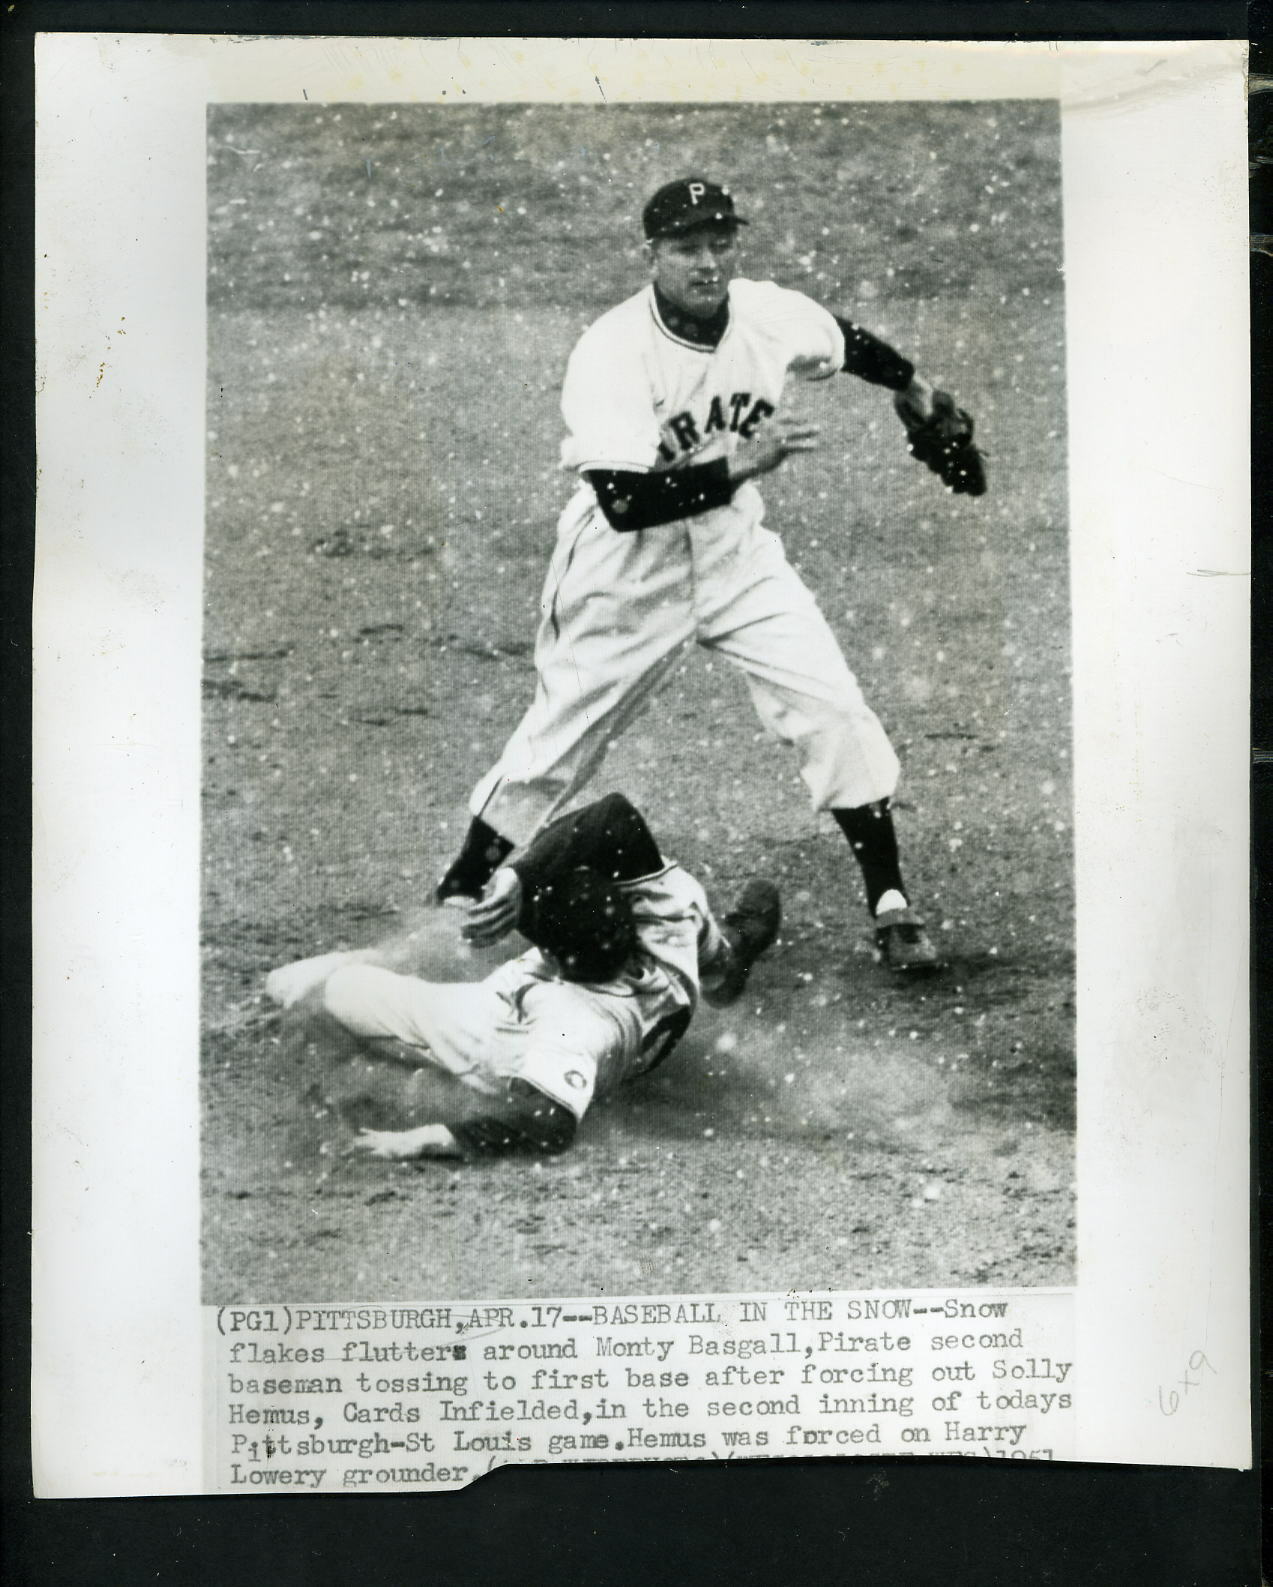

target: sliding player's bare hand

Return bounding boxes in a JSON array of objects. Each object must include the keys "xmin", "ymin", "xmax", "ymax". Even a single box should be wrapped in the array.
[{"xmin": 462, "ymin": 866, "xmax": 523, "ymax": 946}]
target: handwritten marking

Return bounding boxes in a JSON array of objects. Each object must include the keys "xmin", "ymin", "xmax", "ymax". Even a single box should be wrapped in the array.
[{"xmin": 1158, "ymin": 1349, "xmax": 1215, "ymax": 1415}]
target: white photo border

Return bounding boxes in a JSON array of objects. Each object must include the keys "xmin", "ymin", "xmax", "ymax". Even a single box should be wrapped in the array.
[{"xmin": 31, "ymin": 35, "xmax": 1249, "ymax": 1494}]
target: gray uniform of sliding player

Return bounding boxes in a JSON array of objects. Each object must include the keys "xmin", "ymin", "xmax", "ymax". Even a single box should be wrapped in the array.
[{"xmin": 268, "ymin": 794, "xmax": 779, "ymax": 1158}]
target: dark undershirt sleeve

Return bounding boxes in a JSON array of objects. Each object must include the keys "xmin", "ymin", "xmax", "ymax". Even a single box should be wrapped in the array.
[
  {"xmin": 510, "ymin": 792, "xmax": 664, "ymax": 892},
  {"xmin": 834, "ymin": 316, "xmax": 916, "ymax": 391},
  {"xmin": 448, "ymin": 1080, "xmax": 578, "ymax": 1157},
  {"xmin": 585, "ymin": 460, "xmax": 735, "ymax": 531}
]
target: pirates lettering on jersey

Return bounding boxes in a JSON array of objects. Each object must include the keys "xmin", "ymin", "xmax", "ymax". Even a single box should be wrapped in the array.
[{"xmin": 655, "ymin": 394, "xmax": 778, "ymax": 463}]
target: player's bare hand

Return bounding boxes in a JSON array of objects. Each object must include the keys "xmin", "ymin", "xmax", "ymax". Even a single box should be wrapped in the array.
[
  {"xmin": 729, "ymin": 415, "xmax": 821, "ymax": 483},
  {"xmin": 349, "ymin": 1127, "xmax": 422, "ymax": 1161},
  {"xmin": 462, "ymin": 866, "xmax": 523, "ymax": 946},
  {"xmin": 348, "ymin": 1123, "xmax": 459, "ymax": 1160}
]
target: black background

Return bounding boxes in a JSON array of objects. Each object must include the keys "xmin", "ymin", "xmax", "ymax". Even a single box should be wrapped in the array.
[{"xmin": 3, "ymin": 3, "xmax": 1262, "ymax": 1583}]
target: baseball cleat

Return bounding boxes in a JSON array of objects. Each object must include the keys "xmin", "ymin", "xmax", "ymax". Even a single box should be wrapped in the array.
[
  {"xmin": 434, "ymin": 864, "xmax": 486, "ymax": 907},
  {"xmin": 873, "ymin": 905, "xmax": 943, "ymax": 974},
  {"xmin": 434, "ymin": 819, "xmax": 515, "ymax": 906},
  {"xmin": 703, "ymin": 879, "xmax": 782, "ymax": 1008}
]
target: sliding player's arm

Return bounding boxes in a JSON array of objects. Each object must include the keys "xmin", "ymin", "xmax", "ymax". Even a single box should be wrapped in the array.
[{"xmin": 350, "ymin": 1076, "xmax": 579, "ymax": 1161}]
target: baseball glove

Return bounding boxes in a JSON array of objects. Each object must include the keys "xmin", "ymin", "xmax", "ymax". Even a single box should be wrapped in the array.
[{"xmin": 894, "ymin": 388, "xmax": 988, "ymax": 496}]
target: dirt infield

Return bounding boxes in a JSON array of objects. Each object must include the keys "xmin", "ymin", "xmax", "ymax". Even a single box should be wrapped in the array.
[{"xmin": 202, "ymin": 101, "xmax": 1073, "ymax": 1303}]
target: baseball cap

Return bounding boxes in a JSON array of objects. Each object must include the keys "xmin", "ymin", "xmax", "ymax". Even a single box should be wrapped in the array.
[
  {"xmin": 642, "ymin": 178, "xmax": 748, "ymax": 240},
  {"xmin": 523, "ymin": 866, "xmax": 637, "ymax": 983}
]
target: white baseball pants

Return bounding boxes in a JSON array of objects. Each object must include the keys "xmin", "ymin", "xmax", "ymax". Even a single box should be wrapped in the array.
[{"xmin": 470, "ymin": 490, "xmax": 900, "ymax": 847}]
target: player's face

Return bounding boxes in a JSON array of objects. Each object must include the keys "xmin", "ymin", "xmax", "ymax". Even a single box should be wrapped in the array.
[{"xmin": 650, "ymin": 226, "xmax": 739, "ymax": 317}]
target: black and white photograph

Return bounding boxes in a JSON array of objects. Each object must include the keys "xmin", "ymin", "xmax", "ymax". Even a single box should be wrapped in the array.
[
  {"xmin": 200, "ymin": 96, "xmax": 1075, "ymax": 1302},
  {"xmin": 32, "ymin": 33, "xmax": 1251, "ymax": 1496}
]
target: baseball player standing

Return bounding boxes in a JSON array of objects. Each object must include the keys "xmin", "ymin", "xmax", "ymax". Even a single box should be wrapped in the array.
[
  {"xmin": 436, "ymin": 178, "xmax": 986, "ymax": 972},
  {"xmin": 266, "ymin": 793, "xmax": 780, "ymax": 1158}
]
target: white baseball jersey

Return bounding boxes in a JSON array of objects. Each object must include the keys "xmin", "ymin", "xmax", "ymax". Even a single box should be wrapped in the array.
[
  {"xmin": 319, "ymin": 862, "xmax": 722, "ymax": 1122},
  {"xmin": 469, "ymin": 275, "xmax": 901, "ymax": 848},
  {"xmin": 559, "ymin": 278, "xmax": 845, "ymax": 480}
]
